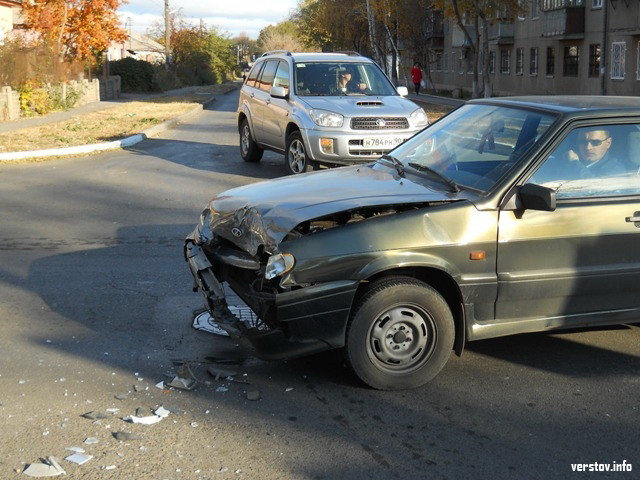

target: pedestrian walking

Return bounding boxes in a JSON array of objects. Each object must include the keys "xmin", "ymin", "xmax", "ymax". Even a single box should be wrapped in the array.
[{"xmin": 410, "ymin": 62, "xmax": 423, "ymax": 95}]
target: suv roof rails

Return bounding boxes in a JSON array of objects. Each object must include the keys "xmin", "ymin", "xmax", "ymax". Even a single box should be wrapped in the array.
[
  {"xmin": 333, "ymin": 51, "xmax": 361, "ymax": 56},
  {"xmin": 261, "ymin": 50, "xmax": 292, "ymax": 57}
]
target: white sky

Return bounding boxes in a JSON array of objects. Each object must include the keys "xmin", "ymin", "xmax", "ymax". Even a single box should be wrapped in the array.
[{"xmin": 118, "ymin": 0, "xmax": 299, "ymax": 39}]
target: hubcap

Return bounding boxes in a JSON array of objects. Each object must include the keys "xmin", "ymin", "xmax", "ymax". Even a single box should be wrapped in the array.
[
  {"xmin": 367, "ymin": 305, "xmax": 436, "ymax": 373},
  {"xmin": 241, "ymin": 125, "xmax": 250, "ymax": 155},
  {"xmin": 288, "ymin": 139, "xmax": 306, "ymax": 173}
]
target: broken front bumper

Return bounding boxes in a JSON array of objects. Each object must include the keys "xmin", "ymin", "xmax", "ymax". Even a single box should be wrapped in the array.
[{"xmin": 184, "ymin": 236, "xmax": 359, "ymax": 360}]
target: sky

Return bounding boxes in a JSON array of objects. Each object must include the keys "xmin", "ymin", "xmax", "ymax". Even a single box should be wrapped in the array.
[{"xmin": 118, "ymin": 0, "xmax": 299, "ymax": 40}]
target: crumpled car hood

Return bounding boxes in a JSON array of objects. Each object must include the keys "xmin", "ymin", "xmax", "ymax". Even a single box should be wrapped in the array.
[
  {"xmin": 208, "ymin": 164, "xmax": 460, "ymax": 255},
  {"xmin": 299, "ymin": 95, "xmax": 418, "ymax": 116}
]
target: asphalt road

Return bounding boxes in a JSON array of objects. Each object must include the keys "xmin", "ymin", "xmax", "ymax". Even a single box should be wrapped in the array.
[{"xmin": 0, "ymin": 91, "xmax": 638, "ymax": 480}]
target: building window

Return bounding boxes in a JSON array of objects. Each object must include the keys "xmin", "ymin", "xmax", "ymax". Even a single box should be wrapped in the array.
[
  {"xmin": 435, "ymin": 52, "xmax": 442, "ymax": 72},
  {"xmin": 501, "ymin": 49, "xmax": 511, "ymax": 74},
  {"xmin": 517, "ymin": 0, "xmax": 525, "ymax": 20},
  {"xmin": 611, "ymin": 42, "xmax": 626, "ymax": 80},
  {"xmin": 588, "ymin": 44, "xmax": 600, "ymax": 77},
  {"xmin": 443, "ymin": 51, "xmax": 448, "ymax": 72},
  {"xmin": 516, "ymin": 48, "xmax": 524, "ymax": 75},
  {"xmin": 452, "ymin": 52, "xmax": 456, "ymax": 74},
  {"xmin": 530, "ymin": 47, "xmax": 539, "ymax": 75},
  {"xmin": 563, "ymin": 45, "xmax": 579, "ymax": 77},
  {"xmin": 459, "ymin": 50, "xmax": 465, "ymax": 74},
  {"xmin": 532, "ymin": 0, "xmax": 539, "ymax": 18},
  {"xmin": 490, "ymin": 51, "xmax": 496, "ymax": 74},
  {"xmin": 592, "ymin": 0, "xmax": 602, "ymax": 8},
  {"xmin": 637, "ymin": 41, "xmax": 640, "ymax": 80},
  {"xmin": 546, "ymin": 47, "xmax": 555, "ymax": 75}
]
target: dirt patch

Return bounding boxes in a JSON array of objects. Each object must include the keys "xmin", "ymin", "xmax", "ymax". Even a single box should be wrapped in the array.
[{"xmin": 0, "ymin": 85, "xmax": 234, "ymax": 153}]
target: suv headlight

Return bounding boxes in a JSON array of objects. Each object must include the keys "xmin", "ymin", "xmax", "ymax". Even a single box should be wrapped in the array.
[
  {"xmin": 265, "ymin": 253, "xmax": 295, "ymax": 280},
  {"xmin": 410, "ymin": 108, "xmax": 429, "ymax": 128},
  {"xmin": 309, "ymin": 109, "xmax": 344, "ymax": 128}
]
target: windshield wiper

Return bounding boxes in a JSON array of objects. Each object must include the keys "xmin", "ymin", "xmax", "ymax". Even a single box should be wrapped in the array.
[
  {"xmin": 407, "ymin": 162, "xmax": 460, "ymax": 193},
  {"xmin": 380, "ymin": 154, "xmax": 405, "ymax": 177}
]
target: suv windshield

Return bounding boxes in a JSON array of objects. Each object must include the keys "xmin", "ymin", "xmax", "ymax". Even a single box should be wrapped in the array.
[
  {"xmin": 378, "ymin": 104, "xmax": 557, "ymax": 193},
  {"xmin": 294, "ymin": 62, "xmax": 397, "ymax": 96}
]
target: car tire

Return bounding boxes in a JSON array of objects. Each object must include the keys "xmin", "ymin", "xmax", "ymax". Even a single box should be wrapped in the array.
[
  {"xmin": 285, "ymin": 130, "xmax": 310, "ymax": 175},
  {"xmin": 239, "ymin": 119, "xmax": 263, "ymax": 163},
  {"xmin": 345, "ymin": 277, "xmax": 454, "ymax": 390}
]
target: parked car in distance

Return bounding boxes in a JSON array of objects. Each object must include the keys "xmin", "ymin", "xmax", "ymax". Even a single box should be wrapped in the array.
[
  {"xmin": 187, "ymin": 96, "xmax": 640, "ymax": 390},
  {"xmin": 236, "ymin": 51, "xmax": 428, "ymax": 174}
]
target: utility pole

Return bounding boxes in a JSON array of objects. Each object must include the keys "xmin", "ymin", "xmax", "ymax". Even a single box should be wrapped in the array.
[{"xmin": 164, "ymin": 0, "xmax": 171, "ymax": 66}]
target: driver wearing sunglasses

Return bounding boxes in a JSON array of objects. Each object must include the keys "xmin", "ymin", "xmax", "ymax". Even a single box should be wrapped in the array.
[{"xmin": 567, "ymin": 128, "xmax": 626, "ymax": 177}]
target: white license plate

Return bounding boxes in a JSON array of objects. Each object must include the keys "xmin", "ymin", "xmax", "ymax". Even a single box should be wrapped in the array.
[{"xmin": 362, "ymin": 137, "xmax": 405, "ymax": 149}]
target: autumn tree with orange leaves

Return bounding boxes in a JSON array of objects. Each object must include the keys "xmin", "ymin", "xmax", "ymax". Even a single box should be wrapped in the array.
[{"xmin": 22, "ymin": 0, "xmax": 127, "ymax": 64}]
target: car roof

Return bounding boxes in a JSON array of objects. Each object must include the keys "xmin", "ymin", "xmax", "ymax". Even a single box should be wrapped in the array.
[
  {"xmin": 469, "ymin": 96, "xmax": 640, "ymax": 115},
  {"xmin": 260, "ymin": 51, "xmax": 373, "ymax": 64}
]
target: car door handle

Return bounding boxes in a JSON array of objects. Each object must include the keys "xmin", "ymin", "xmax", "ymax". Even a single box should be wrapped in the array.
[
  {"xmin": 250, "ymin": 93, "xmax": 255, "ymax": 98},
  {"xmin": 626, "ymin": 211, "xmax": 640, "ymax": 223},
  {"xmin": 266, "ymin": 99, "xmax": 271, "ymax": 105}
]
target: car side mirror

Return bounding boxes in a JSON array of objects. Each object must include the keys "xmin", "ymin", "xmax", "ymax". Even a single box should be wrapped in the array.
[
  {"xmin": 519, "ymin": 183, "xmax": 556, "ymax": 211},
  {"xmin": 270, "ymin": 86, "xmax": 288, "ymax": 99},
  {"xmin": 396, "ymin": 86, "xmax": 408, "ymax": 97}
]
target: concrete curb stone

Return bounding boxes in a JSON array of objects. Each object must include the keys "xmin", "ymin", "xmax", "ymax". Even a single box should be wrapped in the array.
[{"xmin": 0, "ymin": 85, "xmax": 236, "ymax": 162}]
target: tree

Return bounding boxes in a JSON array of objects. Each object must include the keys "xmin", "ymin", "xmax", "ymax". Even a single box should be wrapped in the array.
[
  {"xmin": 256, "ymin": 21, "xmax": 304, "ymax": 53},
  {"xmin": 22, "ymin": 0, "xmax": 126, "ymax": 63}
]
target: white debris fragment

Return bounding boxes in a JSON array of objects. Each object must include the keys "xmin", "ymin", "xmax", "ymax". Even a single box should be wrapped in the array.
[
  {"xmin": 155, "ymin": 381, "xmax": 164, "ymax": 389},
  {"xmin": 65, "ymin": 447, "xmax": 85, "ymax": 453},
  {"xmin": 191, "ymin": 422, "xmax": 198, "ymax": 428},
  {"xmin": 216, "ymin": 386, "xmax": 228, "ymax": 393},
  {"xmin": 154, "ymin": 406, "xmax": 170, "ymax": 418},
  {"xmin": 285, "ymin": 387, "xmax": 294, "ymax": 392},
  {"xmin": 105, "ymin": 408, "xmax": 119, "ymax": 413},
  {"xmin": 23, "ymin": 457, "xmax": 66, "ymax": 477},
  {"xmin": 125, "ymin": 415, "xmax": 162, "ymax": 425},
  {"xmin": 84, "ymin": 437, "xmax": 99, "ymax": 444},
  {"xmin": 102, "ymin": 465, "xmax": 116, "ymax": 470},
  {"xmin": 167, "ymin": 376, "xmax": 196, "ymax": 390},
  {"xmin": 65, "ymin": 453, "xmax": 93, "ymax": 465}
]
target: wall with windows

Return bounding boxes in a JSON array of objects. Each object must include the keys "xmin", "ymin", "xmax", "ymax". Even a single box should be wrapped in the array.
[{"xmin": 428, "ymin": 0, "xmax": 640, "ymax": 97}]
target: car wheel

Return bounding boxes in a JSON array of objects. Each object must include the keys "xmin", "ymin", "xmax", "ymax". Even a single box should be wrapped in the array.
[
  {"xmin": 345, "ymin": 277, "xmax": 454, "ymax": 390},
  {"xmin": 239, "ymin": 119, "xmax": 263, "ymax": 163},
  {"xmin": 285, "ymin": 131, "xmax": 310, "ymax": 174}
]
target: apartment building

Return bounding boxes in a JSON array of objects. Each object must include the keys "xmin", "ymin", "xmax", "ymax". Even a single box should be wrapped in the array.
[{"xmin": 429, "ymin": 0, "xmax": 640, "ymax": 96}]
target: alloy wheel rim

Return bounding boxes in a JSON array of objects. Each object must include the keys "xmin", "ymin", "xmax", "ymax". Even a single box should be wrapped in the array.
[
  {"xmin": 241, "ymin": 125, "xmax": 250, "ymax": 155},
  {"xmin": 288, "ymin": 139, "xmax": 306, "ymax": 173},
  {"xmin": 367, "ymin": 304, "xmax": 436, "ymax": 374}
]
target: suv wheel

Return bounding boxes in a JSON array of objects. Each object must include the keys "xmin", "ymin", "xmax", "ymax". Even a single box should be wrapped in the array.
[
  {"xmin": 345, "ymin": 277, "xmax": 454, "ymax": 390},
  {"xmin": 285, "ymin": 131, "xmax": 310, "ymax": 175},
  {"xmin": 239, "ymin": 119, "xmax": 263, "ymax": 163}
]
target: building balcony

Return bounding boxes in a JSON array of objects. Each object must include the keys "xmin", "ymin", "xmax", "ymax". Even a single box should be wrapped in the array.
[
  {"xmin": 542, "ymin": 6, "xmax": 585, "ymax": 39},
  {"xmin": 487, "ymin": 23, "xmax": 514, "ymax": 45}
]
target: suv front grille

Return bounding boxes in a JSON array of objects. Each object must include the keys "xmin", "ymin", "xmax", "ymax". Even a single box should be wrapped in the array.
[{"xmin": 351, "ymin": 117, "xmax": 409, "ymax": 130}]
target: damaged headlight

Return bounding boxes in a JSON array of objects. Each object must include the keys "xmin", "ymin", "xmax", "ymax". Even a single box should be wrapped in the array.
[{"xmin": 265, "ymin": 253, "xmax": 295, "ymax": 280}]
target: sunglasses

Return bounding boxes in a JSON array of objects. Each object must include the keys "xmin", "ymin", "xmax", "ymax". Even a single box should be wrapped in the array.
[{"xmin": 579, "ymin": 137, "xmax": 609, "ymax": 147}]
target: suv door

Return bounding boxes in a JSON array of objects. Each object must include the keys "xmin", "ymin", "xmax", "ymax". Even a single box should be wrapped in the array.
[
  {"xmin": 496, "ymin": 122, "xmax": 640, "ymax": 326},
  {"xmin": 242, "ymin": 62, "xmax": 265, "ymax": 130},
  {"xmin": 252, "ymin": 60, "xmax": 279, "ymax": 144},
  {"xmin": 262, "ymin": 60, "xmax": 291, "ymax": 149}
]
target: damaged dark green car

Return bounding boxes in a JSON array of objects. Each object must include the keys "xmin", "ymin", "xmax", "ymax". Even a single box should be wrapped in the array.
[{"xmin": 185, "ymin": 97, "xmax": 640, "ymax": 390}]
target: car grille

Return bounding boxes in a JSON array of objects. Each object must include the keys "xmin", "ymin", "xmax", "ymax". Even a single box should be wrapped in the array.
[{"xmin": 350, "ymin": 117, "xmax": 409, "ymax": 130}]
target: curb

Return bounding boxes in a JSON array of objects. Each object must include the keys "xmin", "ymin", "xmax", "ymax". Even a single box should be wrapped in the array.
[{"xmin": 0, "ymin": 87, "xmax": 235, "ymax": 161}]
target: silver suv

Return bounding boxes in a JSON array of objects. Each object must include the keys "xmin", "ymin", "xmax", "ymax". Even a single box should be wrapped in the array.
[{"xmin": 237, "ymin": 51, "xmax": 428, "ymax": 174}]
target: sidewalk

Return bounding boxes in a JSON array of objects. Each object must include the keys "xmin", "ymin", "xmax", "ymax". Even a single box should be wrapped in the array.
[{"xmin": 406, "ymin": 92, "xmax": 465, "ymax": 109}]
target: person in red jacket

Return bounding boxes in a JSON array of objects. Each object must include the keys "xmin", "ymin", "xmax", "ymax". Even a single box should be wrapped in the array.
[{"xmin": 410, "ymin": 62, "xmax": 423, "ymax": 95}]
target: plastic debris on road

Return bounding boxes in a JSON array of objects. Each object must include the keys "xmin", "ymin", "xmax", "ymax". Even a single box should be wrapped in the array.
[
  {"xmin": 167, "ymin": 375, "xmax": 196, "ymax": 390},
  {"xmin": 84, "ymin": 437, "xmax": 99, "ymax": 445},
  {"xmin": 65, "ymin": 453, "xmax": 93, "ymax": 465},
  {"xmin": 246, "ymin": 390, "xmax": 261, "ymax": 401},
  {"xmin": 23, "ymin": 457, "xmax": 66, "ymax": 477},
  {"xmin": 113, "ymin": 431, "xmax": 142, "ymax": 441}
]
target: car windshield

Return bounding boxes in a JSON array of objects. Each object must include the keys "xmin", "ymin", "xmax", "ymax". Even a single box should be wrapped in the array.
[
  {"xmin": 377, "ymin": 104, "xmax": 557, "ymax": 193},
  {"xmin": 294, "ymin": 62, "xmax": 397, "ymax": 96}
]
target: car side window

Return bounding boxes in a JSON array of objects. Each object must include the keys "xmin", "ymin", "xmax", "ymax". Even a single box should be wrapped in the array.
[
  {"xmin": 257, "ymin": 60, "xmax": 279, "ymax": 92},
  {"xmin": 529, "ymin": 124, "xmax": 640, "ymax": 199},
  {"xmin": 273, "ymin": 61, "xmax": 290, "ymax": 95},
  {"xmin": 246, "ymin": 62, "xmax": 263, "ymax": 88}
]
